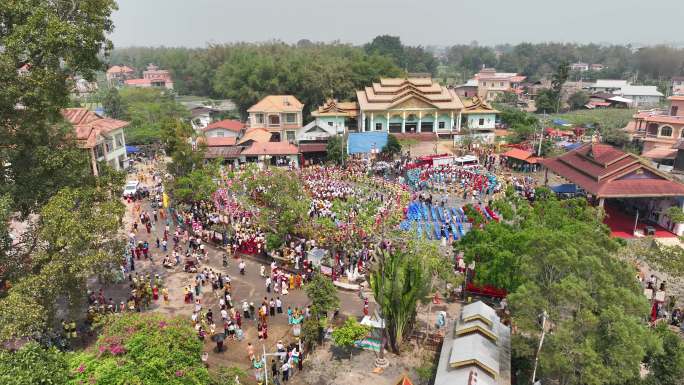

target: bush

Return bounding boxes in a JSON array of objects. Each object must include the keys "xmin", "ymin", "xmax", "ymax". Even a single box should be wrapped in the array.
[{"xmin": 68, "ymin": 313, "xmax": 210, "ymax": 385}]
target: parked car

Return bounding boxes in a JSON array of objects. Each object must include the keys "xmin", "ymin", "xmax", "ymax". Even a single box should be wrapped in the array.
[{"xmin": 122, "ymin": 181, "xmax": 140, "ymax": 198}]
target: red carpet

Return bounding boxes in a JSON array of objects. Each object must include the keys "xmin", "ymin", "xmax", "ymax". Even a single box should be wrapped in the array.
[{"xmin": 603, "ymin": 205, "xmax": 676, "ymax": 238}]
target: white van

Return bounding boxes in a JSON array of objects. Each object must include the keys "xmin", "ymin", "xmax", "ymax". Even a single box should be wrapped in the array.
[{"xmin": 122, "ymin": 181, "xmax": 140, "ymax": 198}]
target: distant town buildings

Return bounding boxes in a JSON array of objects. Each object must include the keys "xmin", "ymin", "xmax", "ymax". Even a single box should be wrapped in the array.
[
  {"xmin": 124, "ymin": 64, "xmax": 174, "ymax": 89},
  {"xmin": 105, "ymin": 65, "xmax": 136, "ymax": 87},
  {"xmin": 570, "ymin": 62, "xmax": 605, "ymax": 72}
]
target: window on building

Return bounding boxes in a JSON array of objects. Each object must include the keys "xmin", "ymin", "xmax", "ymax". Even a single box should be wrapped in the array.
[
  {"xmin": 672, "ymin": 106, "xmax": 679, "ymax": 116},
  {"xmin": 479, "ymin": 118, "xmax": 485, "ymax": 126},
  {"xmin": 286, "ymin": 131, "xmax": 295, "ymax": 142},
  {"xmin": 500, "ymin": 82, "xmax": 504, "ymax": 87},
  {"xmin": 375, "ymin": 122, "xmax": 382, "ymax": 130},
  {"xmin": 438, "ymin": 121, "xmax": 445, "ymax": 129},
  {"xmin": 256, "ymin": 113, "xmax": 264, "ymax": 124},
  {"xmin": 269, "ymin": 115, "xmax": 280, "ymax": 125},
  {"xmin": 661, "ymin": 126, "xmax": 673, "ymax": 137},
  {"xmin": 115, "ymin": 133, "xmax": 124, "ymax": 148},
  {"xmin": 285, "ymin": 113, "xmax": 297, "ymax": 124},
  {"xmin": 328, "ymin": 121, "xmax": 333, "ymax": 126},
  {"xmin": 216, "ymin": 131, "xmax": 224, "ymax": 137}
]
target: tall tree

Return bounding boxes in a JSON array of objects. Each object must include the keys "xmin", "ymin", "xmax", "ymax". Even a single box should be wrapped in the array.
[{"xmin": 102, "ymin": 86, "xmax": 124, "ymax": 119}]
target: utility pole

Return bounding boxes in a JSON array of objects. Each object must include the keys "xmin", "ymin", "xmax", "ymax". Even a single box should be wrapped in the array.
[
  {"xmin": 537, "ymin": 111, "xmax": 546, "ymax": 157},
  {"xmin": 531, "ymin": 310, "xmax": 548, "ymax": 384}
]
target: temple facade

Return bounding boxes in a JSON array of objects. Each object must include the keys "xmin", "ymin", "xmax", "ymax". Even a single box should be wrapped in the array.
[{"xmin": 355, "ymin": 77, "xmax": 464, "ymax": 134}]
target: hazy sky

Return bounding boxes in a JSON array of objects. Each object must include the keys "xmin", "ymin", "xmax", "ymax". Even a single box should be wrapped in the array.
[{"xmin": 111, "ymin": 0, "xmax": 684, "ymax": 48}]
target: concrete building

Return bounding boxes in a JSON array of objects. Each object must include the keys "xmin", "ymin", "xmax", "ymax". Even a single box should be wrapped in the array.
[
  {"xmin": 202, "ymin": 119, "xmax": 245, "ymax": 139},
  {"xmin": 629, "ymin": 96, "xmax": 684, "ymax": 163},
  {"xmin": 310, "ymin": 99, "xmax": 358, "ymax": 133},
  {"xmin": 356, "ymin": 77, "xmax": 464, "ymax": 136},
  {"xmin": 589, "ymin": 79, "xmax": 629, "ymax": 93},
  {"xmin": 61, "ymin": 108, "xmax": 130, "ymax": 176},
  {"xmin": 472, "ymin": 68, "xmax": 526, "ymax": 102},
  {"xmin": 124, "ymin": 64, "xmax": 174, "ymax": 89},
  {"xmin": 247, "ymin": 95, "xmax": 303, "ymax": 143},
  {"xmin": 106, "ymin": 65, "xmax": 136, "ymax": 87},
  {"xmin": 672, "ymin": 76, "xmax": 684, "ymax": 95},
  {"xmin": 615, "ymin": 85, "xmax": 663, "ymax": 107}
]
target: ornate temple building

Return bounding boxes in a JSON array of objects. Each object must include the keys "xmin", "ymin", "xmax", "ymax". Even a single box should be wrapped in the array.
[{"xmin": 355, "ymin": 77, "xmax": 464, "ymax": 135}]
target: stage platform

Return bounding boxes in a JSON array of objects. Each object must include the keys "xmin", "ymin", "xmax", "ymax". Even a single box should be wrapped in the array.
[{"xmin": 603, "ymin": 205, "xmax": 676, "ymax": 239}]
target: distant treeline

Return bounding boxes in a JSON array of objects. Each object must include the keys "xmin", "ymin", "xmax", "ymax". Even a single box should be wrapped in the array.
[
  {"xmin": 107, "ymin": 37, "xmax": 684, "ymax": 115},
  {"xmin": 444, "ymin": 43, "xmax": 684, "ymax": 82}
]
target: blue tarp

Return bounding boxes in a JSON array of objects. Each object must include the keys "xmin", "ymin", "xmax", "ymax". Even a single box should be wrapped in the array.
[
  {"xmin": 550, "ymin": 184, "xmax": 578, "ymax": 194},
  {"xmin": 564, "ymin": 142, "xmax": 583, "ymax": 150},
  {"xmin": 126, "ymin": 145, "xmax": 142, "ymax": 154},
  {"xmin": 347, "ymin": 132, "xmax": 388, "ymax": 155},
  {"xmin": 553, "ymin": 118, "xmax": 570, "ymax": 126}
]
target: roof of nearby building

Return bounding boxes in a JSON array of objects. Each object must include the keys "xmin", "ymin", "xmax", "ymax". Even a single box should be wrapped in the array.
[
  {"xmin": 356, "ymin": 77, "xmax": 463, "ymax": 112},
  {"xmin": 106, "ymin": 65, "xmax": 135, "ymax": 74},
  {"xmin": 634, "ymin": 111, "xmax": 684, "ymax": 126},
  {"xmin": 618, "ymin": 85, "xmax": 663, "ymax": 97},
  {"xmin": 61, "ymin": 108, "xmax": 129, "ymax": 148},
  {"xmin": 204, "ymin": 146, "xmax": 242, "ymax": 159},
  {"xmin": 434, "ymin": 301, "xmax": 511, "ymax": 385},
  {"xmin": 462, "ymin": 96, "xmax": 499, "ymax": 115},
  {"xmin": 237, "ymin": 127, "xmax": 272, "ymax": 145},
  {"xmin": 124, "ymin": 78, "xmax": 153, "ymax": 86},
  {"xmin": 394, "ymin": 375, "xmax": 414, "ymax": 385},
  {"xmin": 190, "ymin": 106, "xmax": 218, "ymax": 117},
  {"xmin": 641, "ymin": 146, "xmax": 677, "ymax": 160},
  {"xmin": 241, "ymin": 141, "xmax": 299, "ymax": 156},
  {"xmin": 299, "ymin": 143, "xmax": 328, "ymax": 153},
  {"xmin": 474, "ymin": 68, "xmax": 526, "ymax": 83},
  {"xmin": 200, "ymin": 137, "xmax": 237, "ymax": 147},
  {"xmin": 593, "ymin": 79, "xmax": 629, "ymax": 89},
  {"xmin": 672, "ymin": 76, "xmax": 684, "ymax": 82},
  {"xmin": 669, "ymin": 95, "xmax": 684, "ymax": 101},
  {"xmin": 311, "ymin": 99, "xmax": 359, "ymax": 117},
  {"xmin": 540, "ymin": 143, "xmax": 684, "ymax": 197},
  {"xmin": 502, "ymin": 148, "xmax": 535, "ymax": 162},
  {"xmin": 204, "ymin": 119, "xmax": 245, "ymax": 133},
  {"xmin": 247, "ymin": 95, "xmax": 304, "ymax": 113}
]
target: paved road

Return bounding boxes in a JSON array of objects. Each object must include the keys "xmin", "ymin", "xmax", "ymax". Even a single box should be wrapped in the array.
[{"xmin": 92, "ymin": 162, "xmax": 373, "ymax": 374}]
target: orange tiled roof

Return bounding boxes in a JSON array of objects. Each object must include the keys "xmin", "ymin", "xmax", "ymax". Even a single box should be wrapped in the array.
[
  {"xmin": 199, "ymin": 137, "xmax": 237, "ymax": 147},
  {"xmin": 204, "ymin": 119, "xmax": 245, "ymax": 133},
  {"xmin": 106, "ymin": 65, "xmax": 135, "ymax": 74},
  {"xmin": 241, "ymin": 141, "xmax": 299, "ymax": 156},
  {"xmin": 61, "ymin": 108, "xmax": 129, "ymax": 149},
  {"xmin": 238, "ymin": 127, "xmax": 272, "ymax": 145},
  {"xmin": 247, "ymin": 95, "xmax": 303, "ymax": 113}
]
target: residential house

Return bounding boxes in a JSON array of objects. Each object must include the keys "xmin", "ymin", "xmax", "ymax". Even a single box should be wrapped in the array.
[
  {"xmin": 310, "ymin": 99, "xmax": 358, "ymax": 133},
  {"xmin": 61, "ymin": 108, "xmax": 129, "ymax": 176},
  {"xmin": 190, "ymin": 106, "xmax": 219, "ymax": 130},
  {"xmin": 452, "ymin": 79, "xmax": 480, "ymax": 99},
  {"xmin": 472, "ymin": 68, "xmax": 526, "ymax": 102},
  {"xmin": 671, "ymin": 76, "xmax": 684, "ymax": 95},
  {"xmin": 106, "ymin": 65, "xmax": 136, "ymax": 87},
  {"xmin": 202, "ymin": 119, "xmax": 245, "ymax": 139},
  {"xmin": 247, "ymin": 95, "xmax": 303, "ymax": 143},
  {"xmin": 124, "ymin": 64, "xmax": 174, "ymax": 89},
  {"xmin": 457, "ymin": 96, "xmax": 498, "ymax": 144},
  {"xmin": 589, "ymin": 79, "xmax": 629, "ymax": 93},
  {"xmin": 434, "ymin": 301, "xmax": 511, "ymax": 385},
  {"xmin": 615, "ymin": 85, "xmax": 663, "ymax": 107},
  {"xmin": 629, "ymin": 96, "xmax": 684, "ymax": 156},
  {"xmin": 356, "ymin": 77, "xmax": 464, "ymax": 136},
  {"xmin": 570, "ymin": 62, "xmax": 589, "ymax": 72},
  {"xmin": 590, "ymin": 64, "xmax": 605, "ymax": 71}
]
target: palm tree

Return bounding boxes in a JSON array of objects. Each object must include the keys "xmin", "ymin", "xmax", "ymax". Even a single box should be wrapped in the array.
[{"xmin": 370, "ymin": 247, "xmax": 428, "ymax": 353}]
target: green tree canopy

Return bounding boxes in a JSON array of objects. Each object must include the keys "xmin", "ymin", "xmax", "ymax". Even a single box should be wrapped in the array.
[
  {"xmin": 0, "ymin": 342, "xmax": 69, "ymax": 385},
  {"xmin": 457, "ymin": 195, "xmax": 652, "ymax": 384},
  {"xmin": 326, "ymin": 135, "xmax": 347, "ymax": 165},
  {"xmin": 331, "ymin": 317, "xmax": 370, "ymax": 358},
  {"xmin": 304, "ymin": 273, "xmax": 340, "ymax": 318},
  {"xmin": 568, "ymin": 90, "xmax": 590, "ymax": 110},
  {"xmin": 68, "ymin": 313, "xmax": 210, "ymax": 385},
  {"xmin": 381, "ymin": 134, "xmax": 402, "ymax": 157}
]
